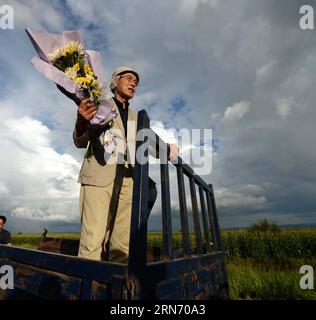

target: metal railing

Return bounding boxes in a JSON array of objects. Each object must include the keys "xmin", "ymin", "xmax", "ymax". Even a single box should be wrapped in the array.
[{"xmin": 128, "ymin": 110, "xmax": 223, "ymax": 277}]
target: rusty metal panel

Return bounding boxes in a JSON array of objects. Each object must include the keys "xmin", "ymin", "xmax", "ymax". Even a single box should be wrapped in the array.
[
  {"xmin": 10, "ymin": 260, "xmax": 81, "ymax": 300},
  {"xmin": 0, "ymin": 245, "xmax": 127, "ymax": 284},
  {"xmin": 37, "ymin": 238, "xmax": 79, "ymax": 256},
  {"xmin": 181, "ymin": 271, "xmax": 194, "ymax": 299},
  {"xmin": 110, "ymin": 275, "xmax": 126, "ymax": 300},
  {"xmin": 90, "ymin": 280, "xmax": 110, "ymax": 300},
  {"xmin": 147, "ymin": 252, "xmax": 224, "ymax": 281},
  {"xmin": 156, "ymin": 277, "xmax": 182, "ymax": 300},
  {"xmin": 145, "ymin": 253, "xmax": 227, "ymax": 299},
  {"xmin": 195, "ymin": 268, "xmax": 214, "ymax": 299},
  {"xmin": 0, "ymin": 257, "xmax": 9, "ymax": 265}
]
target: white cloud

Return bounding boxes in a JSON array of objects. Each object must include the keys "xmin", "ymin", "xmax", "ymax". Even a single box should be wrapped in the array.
[
  {"xmin": 256, "ymin": 60, "xmax": 277, "ymax": 82},
  {"xmin": 11, "ymin": 201, "xmax": 77, "ymax": 221},
  {"xmin": 151, "ymin": 120, "xmax": 178, "ymax": 144},
  {"xmin": 216, "ymin": 185, "xmax": 268, "ymax": 210},
  {"xmin": 222, "ymin": 101, "xmax": 250, "ymax": 124},
  {"xmin": 8, "ymin": 0, "xmax": 65, "ymax": 30},
  {"xmin": 0, "ymin": 181, "xmax": 10, "ymax": 198},
  {"xmin": 149, "ymin": 121, "xmax": 213, "ymax": 175},
  {"xmin": 230, "ymin": 184, "xmax": 265, "ymax": 195},
  {"xmin": 65, "ymin": 0, "xmax": 120, "ymax": 26},
  {"xmin": 275, "ymin": 98, "xmax": 291, "ymax": 119},
  {"xmin": 131, "ymin": 91, "xmax": 160, "ymax": 112},
  {"xmin": 0, "ymin": 116, "xmax": 81, "ymax": 221}
]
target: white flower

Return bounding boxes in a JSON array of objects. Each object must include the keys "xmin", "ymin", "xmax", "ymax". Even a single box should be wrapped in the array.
[
  {"xmin": 64, "ymin": 64, "xmax": 79, "ymax": 79},
  {"xmin": 48, "ymin": 41, "xmax": 84, "ymax": 62},
  {"xmin": 104, "ymin": 136, "xmax": 117, "ymax": 154},
  {"xmin": 48, "ymin": 48, "xmax": 63, "ymax": 62},
  {"xmin": 103, "ymin": 129, "xmax": 113, "ymax": 146},
  {"xmin": 67, "ymin": 41, "xmax": 84, "ymax": 54}
]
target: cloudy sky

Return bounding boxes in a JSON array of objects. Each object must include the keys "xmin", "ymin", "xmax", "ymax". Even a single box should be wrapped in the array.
[{"xmin": 0, "ymin": 0, "xmax": 315, "ymax": 233}]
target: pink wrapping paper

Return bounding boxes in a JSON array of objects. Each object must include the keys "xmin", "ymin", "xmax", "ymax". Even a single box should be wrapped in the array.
[{"xmin": 25, "ymin": 28, "xmax": 115, "ymax": 128}]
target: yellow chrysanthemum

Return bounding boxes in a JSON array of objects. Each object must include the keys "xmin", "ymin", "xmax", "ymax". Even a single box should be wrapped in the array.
[
  {"xmin": 74, "ymin": 76, "xmax": 92, "ymax": 88},
  {"xmin": 84, "ymin": 64, "xmax": 94, "ymax": 76}
]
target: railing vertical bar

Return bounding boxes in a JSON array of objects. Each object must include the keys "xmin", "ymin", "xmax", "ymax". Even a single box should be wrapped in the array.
[
  {"xmin": 160, "ymin": 141, "xmax": 173, "ymax": 259},
  {"xmin": 189, "ymin": 177, "xmax": 202, "ymax": 254},
  {"xmin": 128, "ymin": 110, "xmax": 149, "ymax": 282},
  {"xmin": 208, "ymin": 184, "xmax": 223, "ymax": 251},
  {"xmin": 205, "ymin": 191, "xmax": 217, "ymax": 250},
  {"xmin": 208, "ymin": 185, "xmax": 228, "ymax": 292},
  {"xmin": 176, "ymin": 166, "xmax": 191, "ymax": 256},
  {"xmin": 206, "ymin": 188, "xmax": 219, "ymax": 251},
  {"xmin": 198, "ymin": 185, "xmax": 211, "ymax": 253}
]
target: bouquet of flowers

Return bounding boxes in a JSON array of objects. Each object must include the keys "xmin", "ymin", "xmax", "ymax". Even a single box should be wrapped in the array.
[
  {"xmin": 25, "ymin": 28, "xmax": 118, "ymax": 157},
  {"xmin": 48, "ymin": 40, "xmax": 103, "ymax": 105}
]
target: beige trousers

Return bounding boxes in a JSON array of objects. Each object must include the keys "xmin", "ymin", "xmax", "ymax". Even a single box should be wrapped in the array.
[{"xmin": 78, "ymin": 163, "xmax": 134, "ymax": 263}]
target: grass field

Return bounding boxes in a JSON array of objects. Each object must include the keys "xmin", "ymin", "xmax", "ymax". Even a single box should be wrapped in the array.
[
  {"xmin": 221, "ymin": 228, "xmax": 316, "ymax": 300},
  {"xmin": 9, "ymin": 228, "xmax": 316, "ymax": 300}
]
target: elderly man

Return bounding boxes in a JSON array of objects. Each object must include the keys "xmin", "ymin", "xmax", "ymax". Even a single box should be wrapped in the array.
[
  {"xmin": 73, "ymin": 67, "xmax": 178, "ymax": 263},
  {"xmin": 0, "ymin": 216, "xmax": 12, "ymax": 245}
]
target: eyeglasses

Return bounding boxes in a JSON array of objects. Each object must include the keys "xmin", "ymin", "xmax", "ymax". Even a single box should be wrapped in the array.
[{"xmin": 119, "ymin": 75, "xmax": 139, "ymax": 87}]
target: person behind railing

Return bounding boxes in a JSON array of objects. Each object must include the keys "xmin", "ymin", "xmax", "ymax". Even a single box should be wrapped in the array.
[
  {"xmin": 0, "ymin": 216, "xmax": 12, "ymax": 246},
  {"xmin": 73, "ymin": 66, "xmax": 179, "ymax": 263}
]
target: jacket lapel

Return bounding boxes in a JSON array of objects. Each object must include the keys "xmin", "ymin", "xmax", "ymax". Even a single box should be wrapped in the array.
[
  {"xmin": 110, "ymin": 98, "xmax": 138, "ymax": 166},
  {"xmin": 111, "ymin": 98, "xmax": 125, "ymax": 136},
  {"xmin": 127, "ymin": 108, "xmax": 138, "ymax": 167}
]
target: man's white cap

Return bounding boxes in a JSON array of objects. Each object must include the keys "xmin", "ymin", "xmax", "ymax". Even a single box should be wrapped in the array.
[{"xmin": 111, "ymin": 66, "xmax": 140, "ymax": 83}]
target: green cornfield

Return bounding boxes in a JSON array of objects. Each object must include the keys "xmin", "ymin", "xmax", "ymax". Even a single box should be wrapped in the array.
[
  {"xmin": 221, "ymin": 228, "xmax": 316, "ymax": 300},
  {"xmin": 222, "ymin": 229, "xmax": 316, "ymax": 262}
]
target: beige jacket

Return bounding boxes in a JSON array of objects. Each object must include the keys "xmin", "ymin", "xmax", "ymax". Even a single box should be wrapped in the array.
[{"xmin": 73, "ymin": 98, "xmax": 138, "ymax": 187}]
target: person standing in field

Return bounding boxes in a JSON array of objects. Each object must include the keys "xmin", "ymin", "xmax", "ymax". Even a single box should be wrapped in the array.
[{"xmin": 0, "ymin": 216, "xmax": 12, "ymax": 245}]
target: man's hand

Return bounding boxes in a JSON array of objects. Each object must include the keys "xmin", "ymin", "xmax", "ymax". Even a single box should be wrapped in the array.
[
  {"xmin": 167, "ymin": 143, "xmax": 179, "ymax": 162},
  {"xmin": 76, "ymin": 98, "xmax": 97, "ymax": 136},
  {"xmin": 78, "ymin": 98, "xmax": 97, "ymax": 121}
]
